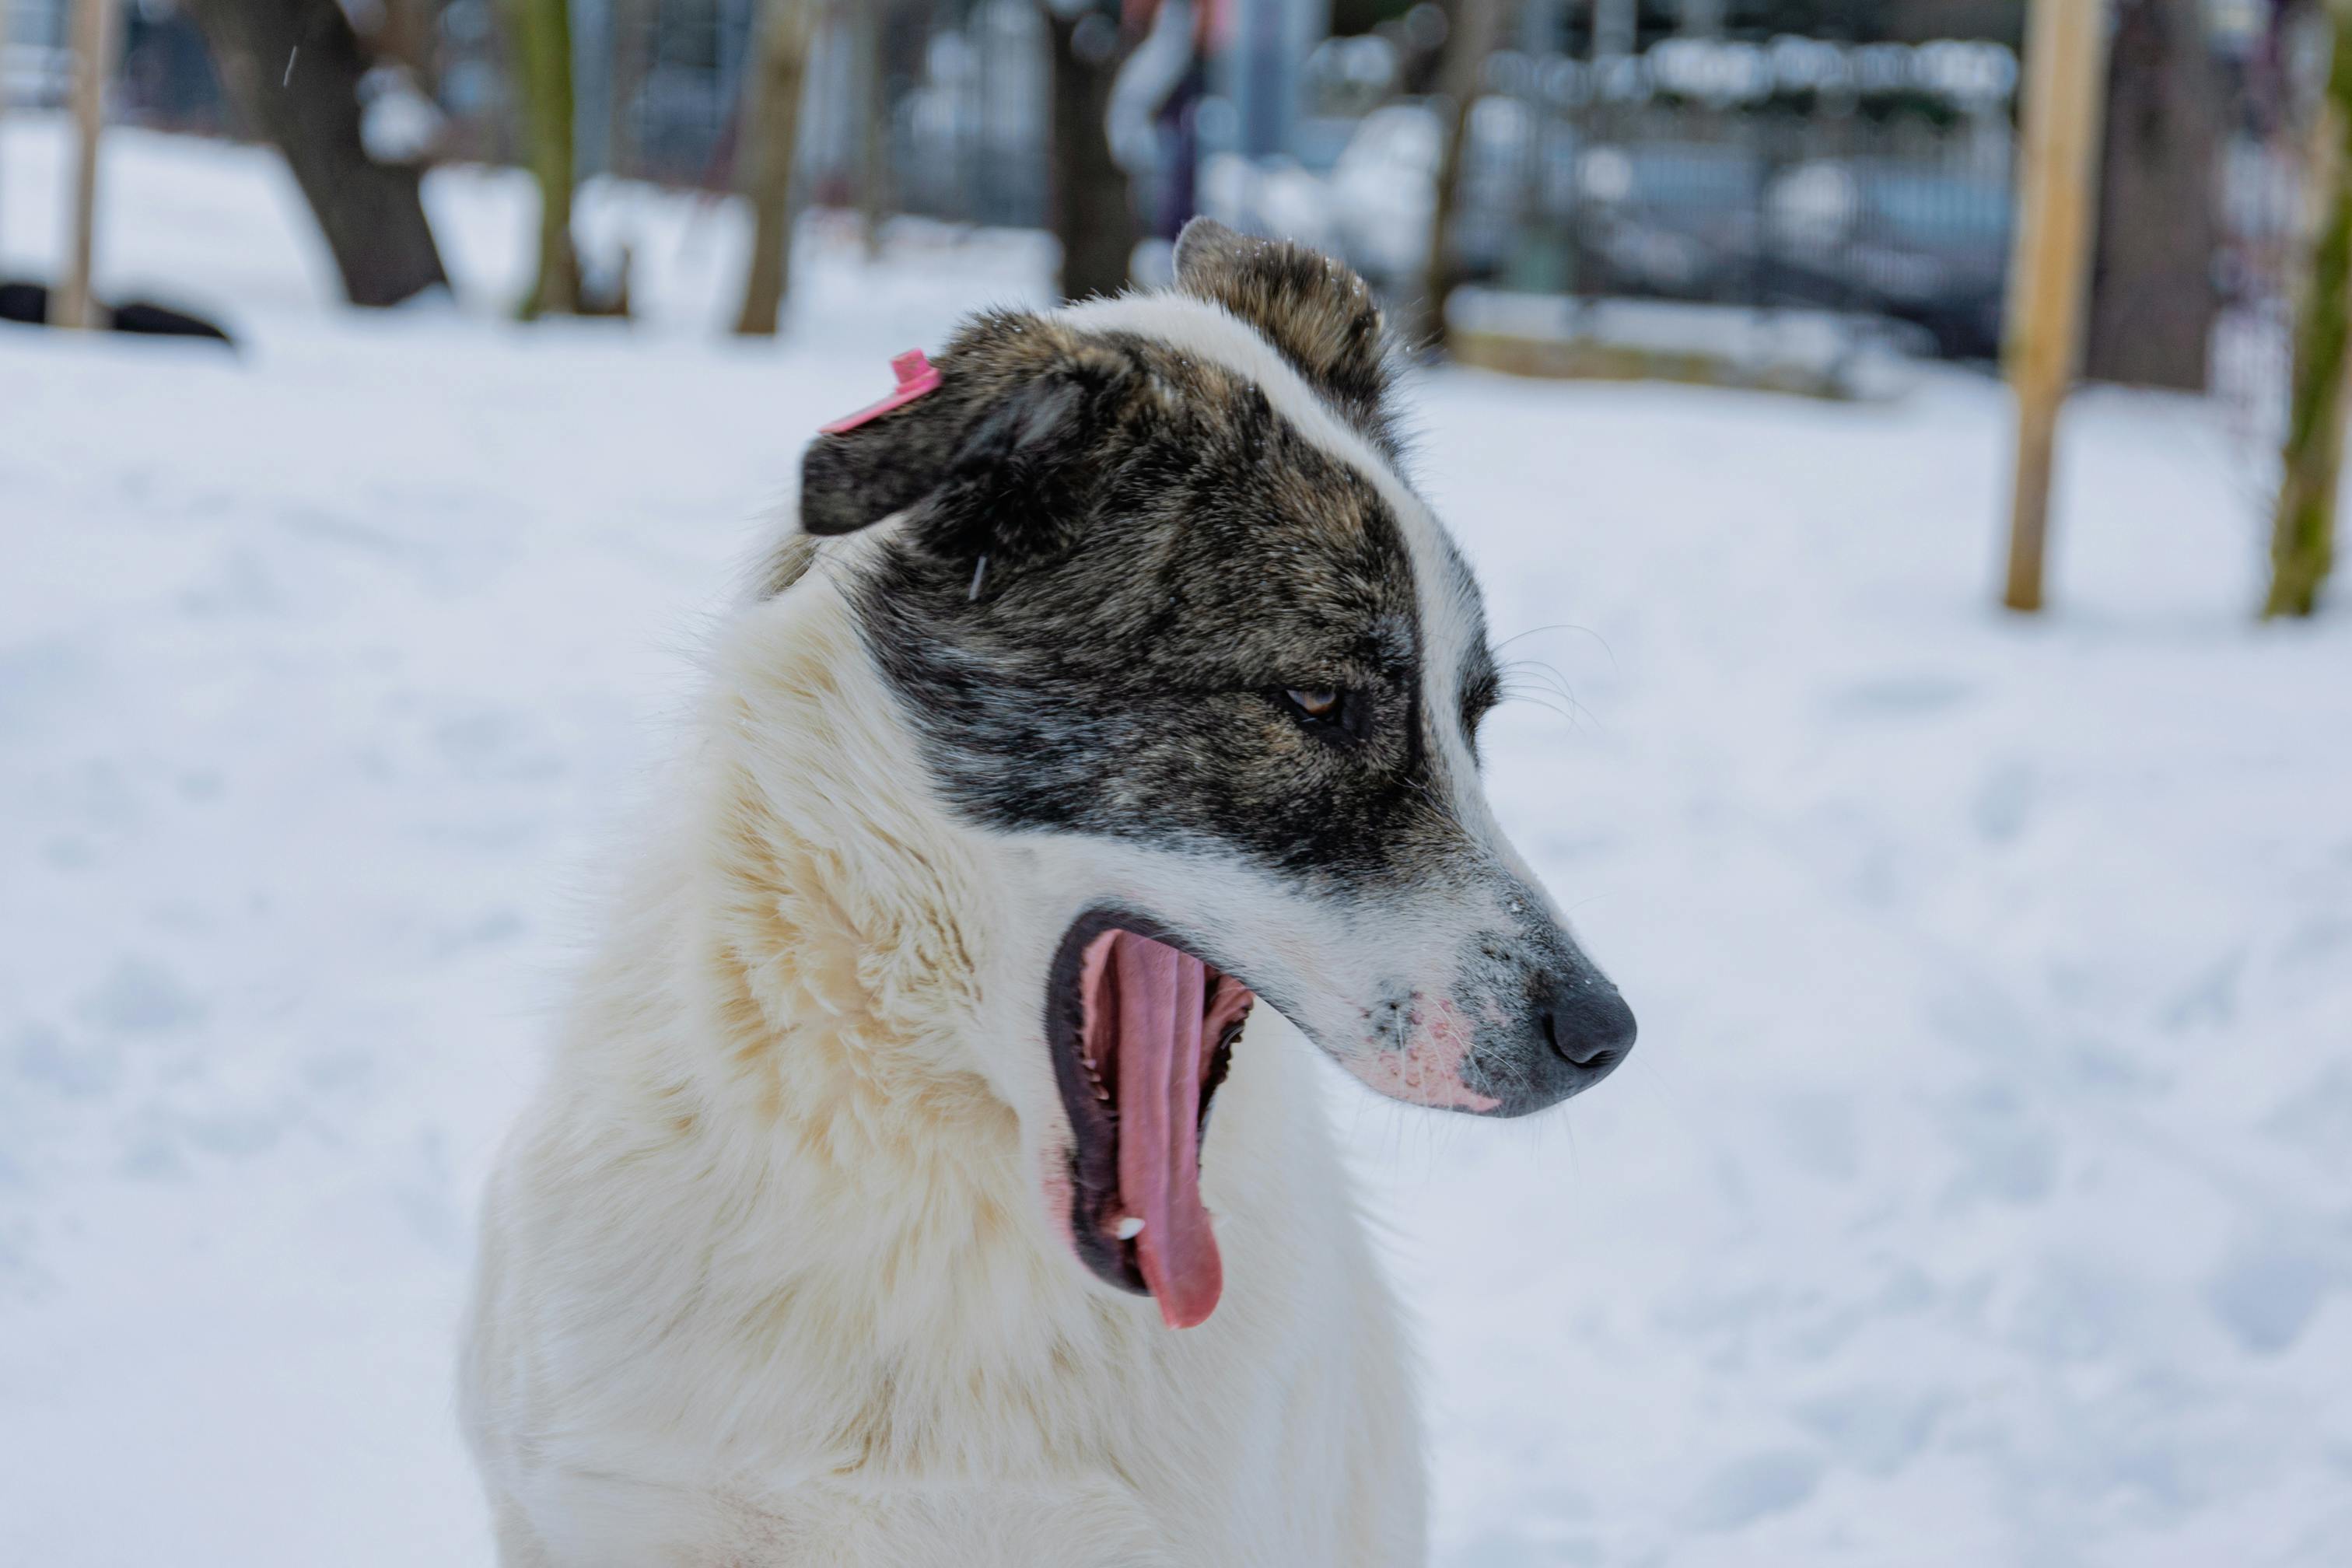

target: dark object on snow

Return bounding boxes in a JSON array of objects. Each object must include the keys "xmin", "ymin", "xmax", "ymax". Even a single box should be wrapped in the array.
[{"xmin": 0, "ymin": 280, "xmax": 236, "ymax": 345}]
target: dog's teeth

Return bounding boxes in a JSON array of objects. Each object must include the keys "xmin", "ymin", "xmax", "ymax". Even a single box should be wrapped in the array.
[{"xmin": 1115, "ymin": 1217, "xmax": 1145, "ymax": 1240}]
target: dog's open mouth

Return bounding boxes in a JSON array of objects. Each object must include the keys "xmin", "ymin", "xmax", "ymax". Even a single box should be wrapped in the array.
[{"xmin": 1048, "ymin": 911, "xmax": 1255, "ymax": 1329}]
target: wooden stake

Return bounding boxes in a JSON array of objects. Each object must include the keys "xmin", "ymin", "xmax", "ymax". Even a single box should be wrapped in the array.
[
  {"xmin": 55, "ymin": 0, "xmax": 118, "ymax": 331},
  {"xmin": 2001, "ymin": 0, "xmax": 2110, "ymax": 613}
]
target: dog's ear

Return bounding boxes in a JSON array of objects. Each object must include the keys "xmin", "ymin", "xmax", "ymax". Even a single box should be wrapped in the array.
[
  {"xmin": 798, "ymin": 391, "xmax": 965, "ymax": 540},
  {"xmin": 798, "ymin": 318, "xmax": 1136, "ymax": 570},
  {"xmin": 1171, "ymin": 216, "xmax": 1398, "ymax": 454}
]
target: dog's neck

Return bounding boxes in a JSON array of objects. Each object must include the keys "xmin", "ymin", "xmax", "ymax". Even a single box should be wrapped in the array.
[
  {"xmin": 649, "ymin": 560, "xmax": 1138, "ymax": 1382},
  {"xmin": 688, "ymin": 565, "xmax": 1006, "ymax": 1130}
]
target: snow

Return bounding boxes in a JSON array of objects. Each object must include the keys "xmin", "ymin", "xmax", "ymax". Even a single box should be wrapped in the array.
[{"xmin": 5, "ymin": 117, "xmax": 2350, "ymax": 1566}]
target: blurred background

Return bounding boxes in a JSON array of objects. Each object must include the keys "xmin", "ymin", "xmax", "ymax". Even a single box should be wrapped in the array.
[{"xmin": 3, "ymin": 2, "xmax": 2350, "ymax": 1565}]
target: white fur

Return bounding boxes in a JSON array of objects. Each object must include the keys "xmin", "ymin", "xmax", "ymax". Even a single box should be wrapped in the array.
[
  {"xmin": 462, "ymin": 524, "xmax": 1427, "ymax": 1564},
  {"xmin": 457, "ymin": 292, "xmax": 1587, "ymax": 1564}
]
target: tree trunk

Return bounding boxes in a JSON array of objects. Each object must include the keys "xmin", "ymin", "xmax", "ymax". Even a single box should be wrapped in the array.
[
  {"xmin": 2267, "ymin": 2, "xmax": 2352, "ymax": 618},
  {"xmin": 1047, "ymin": 2, "xmax": 1133, "ymax": 303},
  {"xmin": 733, "ymin": 0, "xmax": 817, "ymax": 336},
  {"xmin": 2084, "ymin": 0, "xmax": 2221, "ymax": 390},
  {"xmin": 501, "ymin": 0, "xmax": 579, "ymax": 316},
  {"xmin": 1405, "ymin": 0, "xmax": 1507, "ymax": 349},
  {"xmin": 180, "ymin": 0, "xmax": 450, "ymax": 306}
]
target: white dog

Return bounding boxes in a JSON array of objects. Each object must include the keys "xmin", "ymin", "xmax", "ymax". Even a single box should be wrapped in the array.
[{"xmin": 461, "ymin": 219, "xmax": 1635, "ymax": 1566}]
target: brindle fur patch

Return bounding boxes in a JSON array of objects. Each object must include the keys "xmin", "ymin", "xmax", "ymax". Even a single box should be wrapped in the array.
[
  {"xmin": 1169, "ymin": 218, "xmax": 1403, "ymax": 460},
  {"xmin": 800, "ymin": 317, "xmax": 1493, "ymax": 891}
]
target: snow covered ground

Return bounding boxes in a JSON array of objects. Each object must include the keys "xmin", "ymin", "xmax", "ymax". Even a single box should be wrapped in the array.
[{"xmin": 5, "ymin": 117, "xmax": 2350, "ymax": 1566}]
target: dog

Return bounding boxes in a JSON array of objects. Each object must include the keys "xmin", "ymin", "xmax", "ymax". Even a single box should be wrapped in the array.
[{"xmin": 460, "ymin": 218, "xmax": 1635, "ymax": 1567}]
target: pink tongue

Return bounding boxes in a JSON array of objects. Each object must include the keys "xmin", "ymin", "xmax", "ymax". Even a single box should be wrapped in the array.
[{"xmin": 1107, "ymin": 931, "xmax": 1223, "ymax": 1329}]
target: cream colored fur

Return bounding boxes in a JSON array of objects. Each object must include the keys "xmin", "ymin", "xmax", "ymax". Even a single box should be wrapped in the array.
[{"xmin": 461, "ymin": 526, "xmax": 1427, "ymax": 1566}]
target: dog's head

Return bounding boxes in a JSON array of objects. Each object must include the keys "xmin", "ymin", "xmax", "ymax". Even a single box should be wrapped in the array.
[{"xmin": 792, "ymin": 219, "xmax": 1633, "ymax": 1328}]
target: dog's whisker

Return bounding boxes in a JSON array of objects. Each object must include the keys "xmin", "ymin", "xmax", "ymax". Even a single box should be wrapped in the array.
[{"xmin": 1494, "ymin": 621, "xmax": 1619, "ymax": 673}]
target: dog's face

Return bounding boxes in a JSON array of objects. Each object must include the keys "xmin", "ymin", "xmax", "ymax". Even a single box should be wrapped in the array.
[{"xmin": 796, "ymin": 220, "xmax": 1632, "ymax": 1327}]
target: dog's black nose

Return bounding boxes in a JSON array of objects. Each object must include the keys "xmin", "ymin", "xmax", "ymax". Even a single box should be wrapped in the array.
[
  {"xmin": 1538, "ymin": 974, "xmax": 1636, "ymax": 1082},
  {"xmin": 1471, "ymin": 961, "xmax": 1638, "ymax": 1118}
]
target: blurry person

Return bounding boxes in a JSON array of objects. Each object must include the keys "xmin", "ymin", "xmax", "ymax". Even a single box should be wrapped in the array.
[{"xmin": 1111, "ymin": 0, "xmax": 1224, "ymax": 240}]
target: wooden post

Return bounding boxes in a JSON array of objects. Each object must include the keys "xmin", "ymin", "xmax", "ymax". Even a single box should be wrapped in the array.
[
  {"xmin": 55, "ymin": 0, "xmax": 120, "ymax": 330},
  {"xmin": 2001, "ymin": 0, "xmax": 2110, "ymax": 613}
]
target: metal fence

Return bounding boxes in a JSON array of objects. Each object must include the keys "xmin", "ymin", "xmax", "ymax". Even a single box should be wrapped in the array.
[
  {"xmin": 498, "ymin": 0, "xmax": 1047, "ymax": 218},
  {"xmin": 10, "ymin": 5, "xmax": 2034, "ymax": 363},
  {"xmin": 3, "ymin": 0, "xmax": 72, "ymax": 110},
  {"xmin": 1206, "ymin": 35, "xmax": 2021, "ymax": 359},
  {"xmin": 9, "ymin": 5, "xmax": 2026, "ymax": 358},
  {"xmin": 2210, "ymin": 6, "xmax": 2324, "ymax": 476}
]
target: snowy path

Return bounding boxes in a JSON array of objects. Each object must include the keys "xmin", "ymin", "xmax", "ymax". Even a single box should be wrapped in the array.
[{"xmin": 4, "ymin": 121, "xmax": 2350, "ymax": 1566}]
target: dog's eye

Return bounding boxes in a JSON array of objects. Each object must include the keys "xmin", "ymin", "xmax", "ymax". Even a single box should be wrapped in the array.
[{"xmin": 1283, "ymin": 688, "xmax": 1342, "ymax": 723}]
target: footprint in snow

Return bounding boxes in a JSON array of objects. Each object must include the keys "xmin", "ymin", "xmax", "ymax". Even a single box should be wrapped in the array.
[
  {"xmin": 1796, "ymin": 1385, "xmax": 1944, "ymax": 1478},
  {"xmin": 9, "ymin": 1025, "xmax": 121, "ymax": 1100},
  {"xmin": 1972, "ymin": 758, "xmax": 2035, "ymax": 845},
  {"xmin": 1937, "ymin": 1079, "xmax": 2059, "ymax": 1206},
  {"xmin": 1685, "ymin": 1448, "xmax": 1823, "ymax": 1532},
  {"xmin": 75, "ymin": 957, "xmax": 204, "ymax": 1035},
  {"xmin": 2263, "ymin": 1067, "xmax": 2352, "ymax": 1174},
  {"xmin": 2207, "ymin": 1234, "xmax": 2333, "ymax": 1357},
  {"xmin": 1822, "ymin": 673, "xmax": 1976, "ymax": 718}
]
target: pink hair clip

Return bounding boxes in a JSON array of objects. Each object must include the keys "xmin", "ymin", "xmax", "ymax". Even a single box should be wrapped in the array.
[{"xmin": 819, "ymin": 349, "xmax": 943, "ymax": 434}]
